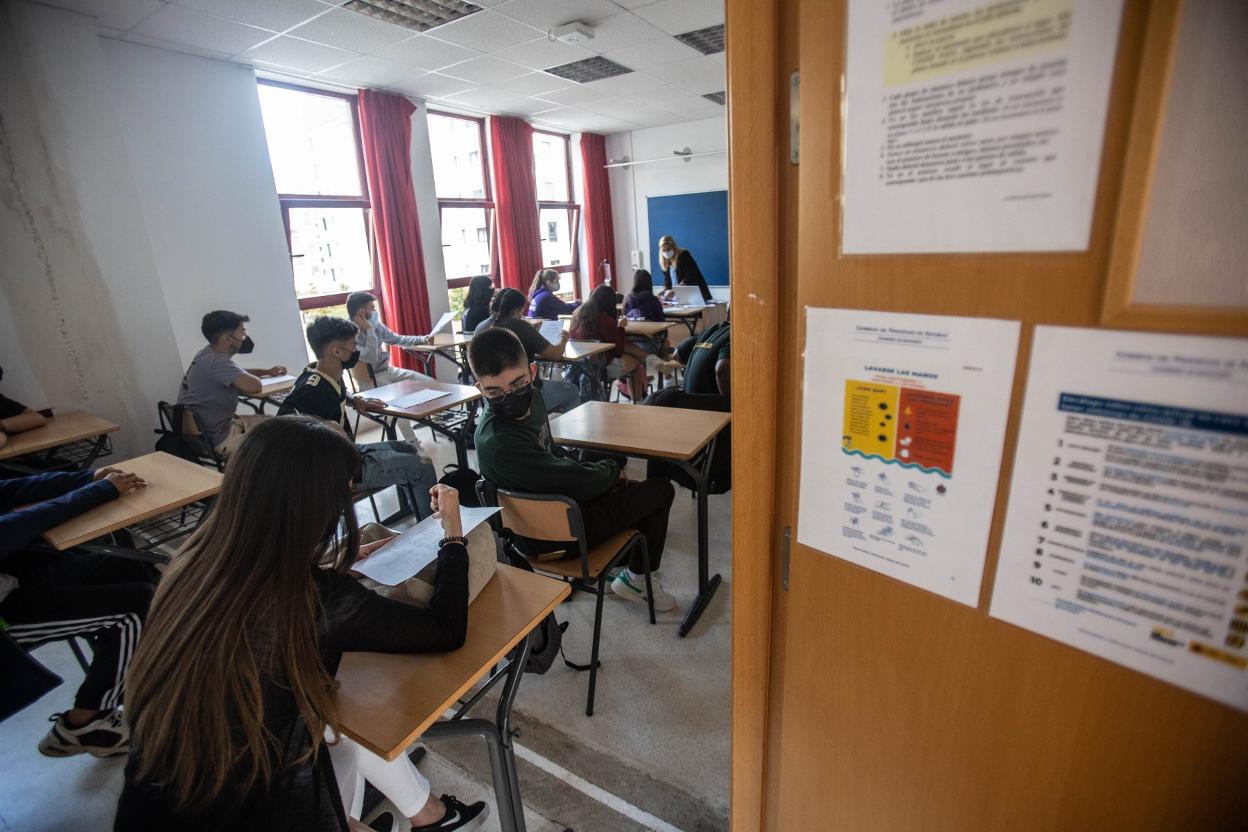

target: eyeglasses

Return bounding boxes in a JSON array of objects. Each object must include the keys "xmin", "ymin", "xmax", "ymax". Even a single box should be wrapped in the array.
[{"xmin": 482, "ymin": 377, "xmax": 531, "ymax": 402}]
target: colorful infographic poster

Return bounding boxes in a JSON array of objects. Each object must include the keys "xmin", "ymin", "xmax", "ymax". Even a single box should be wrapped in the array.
[
  {"xmin": 798, "ymin": 309, "xmax": 1020, "ymax": 606},
  {"xmin": 991, "ymin": 327, "xmax": 1248, "ymax": 712}
]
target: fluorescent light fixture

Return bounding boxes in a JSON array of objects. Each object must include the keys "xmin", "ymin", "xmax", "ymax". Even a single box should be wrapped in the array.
[
  {"xmin": 703, "ymin": 91, "xmax": 726, "ymax": 105},
  {"xmin": 675, "ymin": 24, "xmax": 725, "ymax": 55},
  {"xmin": 546, "ymin": 55, "xmax": 632, "ymax": 83},
  {"xmin": 343, "ymin": 0, "xmax": 482, "ymax": 33}
]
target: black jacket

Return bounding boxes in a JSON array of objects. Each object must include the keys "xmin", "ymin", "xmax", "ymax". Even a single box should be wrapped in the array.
[{"xmin": 662, "ymin": 250, "xmax": 713, "ymax": 301}]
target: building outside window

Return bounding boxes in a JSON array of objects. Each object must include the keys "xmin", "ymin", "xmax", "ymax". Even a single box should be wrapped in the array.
[
  {"xmin": 533, "ymin": 130, "xmax": 580, "ymax": 298},
  {"xmin": 428, "ymin": 111, "xmax": 494, "ymax": 316}
]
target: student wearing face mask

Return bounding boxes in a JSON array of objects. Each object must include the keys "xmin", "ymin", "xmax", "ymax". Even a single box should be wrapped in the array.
[
  {"xmin": 468, "ymin": 327, "xmax": 677, "ymax": 611},
  {"xmin": 657, "ymin": 235, "xmax": 712, "ymax": 302},
  {"xmin": 346, "ymin": 291, "xmax": 435, "ymax": 442},
  {"xmin": 177, "ymin": 311, "xmax": 287, "ymax": 458},
  {"xmin": 278, "ymin": 317, "xmax": 437, "ymax": 517}
]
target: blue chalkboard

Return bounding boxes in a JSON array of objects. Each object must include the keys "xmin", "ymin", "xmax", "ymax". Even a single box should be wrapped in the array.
[{"xmin": 646, "ymin": 190, "xmax": 729, "ymax": 286}]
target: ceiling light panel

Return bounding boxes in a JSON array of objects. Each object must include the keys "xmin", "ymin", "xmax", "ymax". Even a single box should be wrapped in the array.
[
  {"xmin": 703, "ymin": 91, "xmax": 726, "ymax": 105},
  {"xmin": 545, "ymin": 55, "xmax": 632, "ymax": 83},
  {"xmin": 675, "ymin": 24, "xmax": 724, "ymax": 56},
  {"xmin": 343, "ymin": 0, "xmax": 482, "ymax": 34}
]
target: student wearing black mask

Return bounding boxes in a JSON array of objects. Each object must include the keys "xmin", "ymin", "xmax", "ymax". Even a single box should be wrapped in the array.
[
  {"xmin": 469, "ymin": 327, "xmax": 677, "ymax": 611},
  {"xmin": 177, "ymin": 310, "xmax": 287, "ymax": 458},
  {"xmin": 279, "ymin": 317, "xmax": 438, "ymax": 517}
]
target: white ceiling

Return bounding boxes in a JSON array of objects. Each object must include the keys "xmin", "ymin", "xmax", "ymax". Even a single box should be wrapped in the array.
[{"xmin": 39, "ymin": 0, "xmax": 727, "ymax": 134}]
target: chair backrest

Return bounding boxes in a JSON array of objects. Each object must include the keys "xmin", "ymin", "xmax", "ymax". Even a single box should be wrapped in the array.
[
  {"xmin": 478, "ymin": 481, "xmax": 594, "ymax": 582},
  {"xmin": 155, "ymin": 401, "xmax": 223, "ymax": 470}
]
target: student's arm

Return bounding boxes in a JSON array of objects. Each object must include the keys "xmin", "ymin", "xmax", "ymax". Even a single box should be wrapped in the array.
[
  {"xmin": 0, "ymin": 471, "xmax": 132, "ymax": 558},
  {"xmin": 491, "ymin": 438, "xmax": 619, "ymax": 500},
  {"xmin": 537, "ymin": 332, "xmax": 570, "ymax": 361},
  {"xmin": 243, "ymin": 365, "xmax": 287, "ymax": 378},
  {"xmin": 0, "ymin": 393, "xmax": 47, "ymax": 441},
  {"xmin": 674, "ymin": 334, "xmax": 698, "ymax": 366},
  {"xmin": 376, "ymin": 320, "xmax": 430, "ymax": 348},
  {"xmin": 231, "ymin": 373, "xmax": 263, "ymax": 395}
]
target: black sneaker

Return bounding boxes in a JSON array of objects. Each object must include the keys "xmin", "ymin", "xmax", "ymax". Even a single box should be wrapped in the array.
[
  {"xmin": 411, "ymin": 794, "xmax": 489, "ymax": 831},
  {"xmin": 38, "ymin": 709, "xmax": 129, "ymax": 758}
]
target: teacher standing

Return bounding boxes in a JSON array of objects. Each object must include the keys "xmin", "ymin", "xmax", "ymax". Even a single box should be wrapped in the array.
[{"xmin": 657, "ymin": 235, "xmax": 712, "ymax": 302}]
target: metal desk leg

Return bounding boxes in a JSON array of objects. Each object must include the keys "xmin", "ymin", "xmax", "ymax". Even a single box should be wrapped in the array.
[{"xmin": 677, "ymin": 434, "xmax": 722, "ymax": 638}]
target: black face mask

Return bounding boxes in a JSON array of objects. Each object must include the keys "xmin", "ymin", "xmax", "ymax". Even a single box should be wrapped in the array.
[
  {"xmin": 490, "ymin": 382, "xmax": 533, "ymax": 420},
  {"xmin": 341, "ymin": 349, "xmax": 361, "ymax": 370},
  {"xmin": 237, "ymin": 336, "xmax": 255, "ymax": 354}
]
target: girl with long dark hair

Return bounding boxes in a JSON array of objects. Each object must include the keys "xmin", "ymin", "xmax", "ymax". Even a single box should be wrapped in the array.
[
  {"xmin": 461, "ymin": 275, "xmax": 495, "ymax": 334},
  {"xmin": 526, "ymin": 269, "xmax": 579, "ymax": 319},
  {"xmin": 570, "ymin": 284, "xmax": 650, "ymax": 401},
  {"xmin": 115, "ymin": 416, "xmax": 486, "ymax": 832}
]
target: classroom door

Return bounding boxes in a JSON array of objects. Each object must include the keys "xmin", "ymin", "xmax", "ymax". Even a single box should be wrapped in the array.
[{"xmin": 728, "ymin": 0, "xmax": 1248, "ymax": 829}]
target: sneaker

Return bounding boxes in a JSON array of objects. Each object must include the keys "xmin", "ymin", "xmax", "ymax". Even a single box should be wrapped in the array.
[
  {"xmin": 38, "ymin": 709, "xmax": 129, "ymax": 758},
  {"xmin": 411, "ymin": 794, "xmax": 489, "ymax": 831},
  {"xmin": 601, "ymin": 567, "xmax": 623, "ymax": 594},
  {"xmin": 610, "ymin": 571, "xmax": 676, "ymax": 612}
]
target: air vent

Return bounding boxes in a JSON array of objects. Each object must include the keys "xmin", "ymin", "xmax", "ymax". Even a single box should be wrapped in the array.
[
  {"xmin": 546, "ymin": 56, "xmax": 633, "ymax": 83},
  {"xmin": 343, "ymin": 0, "xmax": 482, "ymax": 33},
  {"xmin": 675, "ymin": 24, "xmax": 725, "ymax": 55},
  {"xmin": 703, "ymin": 91, "xmax": 726, "ymax": 105}
]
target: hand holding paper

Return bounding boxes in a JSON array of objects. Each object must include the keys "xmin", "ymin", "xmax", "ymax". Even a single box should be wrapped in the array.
[{"xmin": 354, "ymin": 506, "xmax": 501, "ymax": 586}]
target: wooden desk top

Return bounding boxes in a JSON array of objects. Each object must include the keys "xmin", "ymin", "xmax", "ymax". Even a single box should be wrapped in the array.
[
  {"xmin": 624, "ymin": 320, "xmax": 678, "ymax": 337},
  {"xmin": 407, "ymin": 332, "xmax": 473, "ymax": 350},
  {"xmin": 661, "ymin": 306, "xmax": 705, "ymax": 318},
  {"xmin": 258, "ymin": 374, "xmax": 296, "ymax": 397},
  {"xmin": 335, "ymin": 564, "xmax": 570, "ymax": 760},
  {"xmin": 552, "ymin": 340, "xmax": 615, "ymax": 362},
  {"xmin": 366, "ymin": 378, "xmax": 480, "ymax": 420},
  {"xmin": 550, "ymin": 401, "xmax": 730, "ymax": 461},
  {"xmin": 42, "ymin": 452, "xmax": 223, "ymax": 550},
  {"xmin": 0, "ymin": 412, "xmax": 120, "ymax": 461}
]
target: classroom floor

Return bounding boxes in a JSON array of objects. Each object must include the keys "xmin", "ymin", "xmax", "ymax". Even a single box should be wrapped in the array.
[{"xmin": 0, "ymin": 418, "xmax": 731, "ymax": 832}]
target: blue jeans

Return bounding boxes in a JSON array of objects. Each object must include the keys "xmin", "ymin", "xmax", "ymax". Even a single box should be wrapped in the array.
[{"xmin": 358, "ymin": 441, "xmax": 436, "ymax": 516}]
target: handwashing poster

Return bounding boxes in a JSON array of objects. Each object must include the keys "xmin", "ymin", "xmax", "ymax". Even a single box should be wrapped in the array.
[{"xmin": 798, "ymin": 309, "xmax": 1020, "ymax": 606}]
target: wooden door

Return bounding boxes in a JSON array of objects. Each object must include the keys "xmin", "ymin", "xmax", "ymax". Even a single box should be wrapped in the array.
[{"xmin": 726, "ymin": 1, "xmax": 1248, "ymax": 829}]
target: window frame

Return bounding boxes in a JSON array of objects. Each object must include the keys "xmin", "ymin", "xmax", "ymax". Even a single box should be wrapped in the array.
[
  {"xmin": 533, "ymin": 129, "xmax": 581, "ymax": 299},
  {"xmin": 428, "ymin": 110, "xmax": 498, "ymax": 290},
  {"xmin": 259, "ymin": 79, "xmax": 381, "ymax": 313}
]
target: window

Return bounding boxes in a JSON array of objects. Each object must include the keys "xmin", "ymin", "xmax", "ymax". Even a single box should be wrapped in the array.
[
  {"xmin": 533, "ymin": 130, "xmax": 580, "ymax": 297},
  {"xmin": 429, "ymin": 112, "xmax": 495, "ymax": 293},
  {"xmin": 257, "ymin": 81, "xmax": 378, "ymax": 314}
]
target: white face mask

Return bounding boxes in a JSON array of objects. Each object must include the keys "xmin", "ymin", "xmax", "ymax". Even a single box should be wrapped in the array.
[{"xmin": 662, "ymin": 249, "xmax": 674, "ymax": 260}]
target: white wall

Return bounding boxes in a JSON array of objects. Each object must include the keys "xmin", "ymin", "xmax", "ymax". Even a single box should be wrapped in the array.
[
  {"xmin": 0, "ymin": 1, "xmax": 184, "ymax": 456},
  {"xmin": 605, "ymin": 116, "xmax": 728, "ymax": 299},
  {"xmin": 103, "ymin": 40, "xmax": 307, "ymax": 372}
]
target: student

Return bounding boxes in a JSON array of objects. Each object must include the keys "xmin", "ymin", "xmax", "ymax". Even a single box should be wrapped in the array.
[
  {"xmin": 115, "ymin": 417, "xmax": 486, "ymax": 831},
  {"xmin": 473, "ymin": 288, "xmax": 581, "ymax": 414},
  {"xmin": 0, "ymin": 363, "xmax": 47, "ymax": 448},
  {"xmin": 1, "ymin": 465, "xmax": 154, "ymax": 757},
  {"xmin": 277, "ymin": 317, "xmax": 437, "ymax": 517},
  {"xmin": 461, "ymin": 275, "xmax": 495, "ymax": 334},
  {"xmin": 527, "ymin": 269, "xmax": 579, "ymax": 320},
  {"xmin": 675, "ymin": 321, "xmax": 730, "ymax": 397},
  {"xmin": 569, "ymin": 285, "xmax": 650, "ymax": 402},
  {"xmin": 177, "ymin": 311, "xmax": 287, "ymax": 458},
  {"xmin": 622, "ymin": 269, "xmax": 666, "ymax": 322},
  {"xmin": 657, "ymin": 235, "xmax": 713, "ymax": 302},
  {"xmin": 347, "ymin": 291, "xmax": 434, "ymax": 442},
  {"xmin": 469, "ymin": 327, "xmax": 677, "ymax": 610}
]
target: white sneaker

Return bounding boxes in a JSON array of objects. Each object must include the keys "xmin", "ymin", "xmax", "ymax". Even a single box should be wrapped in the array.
[
  {"xmin": 601, "ymin": 567, "xmax": 623, "ymax": 594},
  {"xmin": 610, "ymin": 571, "xmax": 676, "ymax": 612},
  {"xmin": 38, "ymin": 709, "xmax": 129, "ymax": 758}
]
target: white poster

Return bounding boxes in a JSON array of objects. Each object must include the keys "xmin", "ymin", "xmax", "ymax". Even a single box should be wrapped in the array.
[
  {"xmin": 797, "ymin": 309, "xmax": 1020, "ymax": 606},
  {"xmin": 842, "ymin": 0, "xmax": 1124, "ymax": 253},
  {"xmin": 991, "ymin": 327, "xmax": 1248, "ymax": 712}
]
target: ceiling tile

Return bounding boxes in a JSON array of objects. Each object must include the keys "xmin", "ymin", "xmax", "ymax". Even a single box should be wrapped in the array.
[
  {"xmin": 372, "ymin": 34, "xmax": 479, "ymax": 70},
  {"xmin": 492, "ymin": 36, "xmax": 593, "ymax": 71},
  {"xmin": 535, "ymin": 84, "xmax": 620, "ymax": 108},
  {"xmin": 440, "ymin": 86, "xmax": 552, "ymax": 116},
  {"xmin": 569, "ymin": 114, "xmax": 636, "ymax": 133},
  {"xmin": 625, "ymin": 108, "xmax": 687, "ymax": 128},
  {"xmin": 609, "ymin": 0, "xmax": 663, "ymax": 9},
  {"xmin": 580, "ymin": 96, "xmax": 662, "ymax": 121},
  {"xmin": 391, "ymin": 71, "xmax": 476, "ymax": 100},
  {"xmin": 493, "ymin": 70, "xmax": 572, "ymax": 96},
  {"xmin": 528, "ymin": 105, "xmax": 588, "ymax": 124},
  {"xmin": 633, "ymin": 0, "xmax": 723, "ymax": 35},
  {"xmin": 439, "ymin": 55, "xmax": 527, "ymax": 85},
  {"xmin": 661, "ymin": 55, "xmax": 724, "ymax": 95},
  {"xmin": 174, "ymin": 0, "xmax": 328, "ymax": 33},
  {"xmin": 426, "ymin": 10, "xmax": 543, "ymax": 50},
  {"xmin": 317, "ymin": 55, "xmax": 416, "ymax": 87},
  {"xmin": 602, "ymin": 37, "xmax": 701, "ymax": 69},
  {"xmin": 39, "ymin": 0, "xmax": 166, "ymax": 30},
  {"xmin": 244, "ymin": 34, "xmax": 358, "ymax": 71},
  {"xmin": 582, "ymin": 69, "xmax": 678, "ymax": 99},
  {"xmin": 121, "ymin": 31, "xmax": 234, "ymax": 61},
  {"xmin": 287, "ymin": 7, "xmax": 412, "ymax": 53},
  {"xmin": 494, "ymin": 0, "xmax": 618, "ymax": 32},
  {"xmin": 134, "ymin": 4, "xmax": 276, "ymax": 53},
  {"xmin": 579, "ymin": 12, "xmax": 666, "ymax": 54}
]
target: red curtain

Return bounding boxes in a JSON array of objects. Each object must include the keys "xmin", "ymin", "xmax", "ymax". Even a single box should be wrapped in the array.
[
  {"xmin": 488, "ymin": 116, "xmax": 541, "ymax": 291},
  {"xmin": 357, "ymin": 89, "xmax": 431, "ymax": 371},
  {"xmin": 579, "ymin": 133, "xmax": 616, "ymax": 289}
]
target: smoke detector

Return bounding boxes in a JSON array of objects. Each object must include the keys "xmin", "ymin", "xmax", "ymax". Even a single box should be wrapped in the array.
[{"xmin": 551, "ymin": 21, "xmax": 595, "ymax": 45}]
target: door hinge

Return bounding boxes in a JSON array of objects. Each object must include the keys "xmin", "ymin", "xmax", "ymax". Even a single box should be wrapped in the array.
[
  {"xmin": 780, "ymin": 526, "xmax": 792, "ymax": 590},
  {"xmin": 789, "ymin": 72, "xmax": 800, "ymax": 165}
]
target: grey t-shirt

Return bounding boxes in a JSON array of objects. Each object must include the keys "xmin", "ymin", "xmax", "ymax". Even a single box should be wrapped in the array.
[{"xmin": 177, "ymin": 345, "xmax": 243, "ymax": 447}]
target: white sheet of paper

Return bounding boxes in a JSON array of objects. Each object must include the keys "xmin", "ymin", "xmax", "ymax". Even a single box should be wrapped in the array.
[
  {"xmin": 797, "ymin": 308, "xmax": 1020, "ymax": 606},
  {"xmin": 990, "ymin": 327, "xmax": 1248, "ymax": 712},
  {"xmin": 389, "ymin": 388, "xmax": 451, "ymax": 409},
  {"xmin": 842, "ymin": 0, "xmax": 1124, "ymax": 253},
  {"xmin": 356, "ymin": 506, "xmax": 501, "ymax": 586},
  {"xmin": 430, "ymin": 311, "xmax": 456, "ymax": 334},
  {"xmin": 538, "ymin": 319, "xmax": 567, "ymax": 343},
  {"xmin": 262, "ymin": 374, "xmax": 296, "ymax": 388}
]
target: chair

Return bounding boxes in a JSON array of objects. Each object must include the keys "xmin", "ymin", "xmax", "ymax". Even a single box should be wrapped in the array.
[
  {"xmin": 477, "ymin": 481, "xmax": 654, "ymax": 717},
  {"xmin": 155, "ymin": 401, "xmax": 224, "ymax": 471}
]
